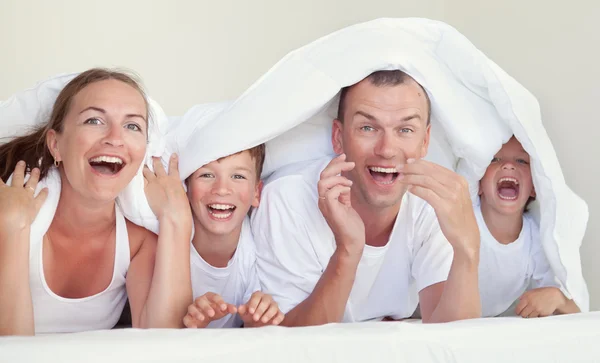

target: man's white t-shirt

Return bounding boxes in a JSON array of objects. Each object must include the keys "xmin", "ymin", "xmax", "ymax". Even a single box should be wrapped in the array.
[
  {"xmin": 475, "ymin": 201, "xmax": 560, "ymax": 317},
  {"xmin": 251, "ymin": 157, "xmax": 454, "ymax": 322},
  {"xmin": 190, "ymin": 217, "xmax": 260, "ymax": 328}
]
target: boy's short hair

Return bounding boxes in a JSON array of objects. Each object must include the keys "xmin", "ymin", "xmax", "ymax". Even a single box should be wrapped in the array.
[
  {"xmin": 184, "ymin": 143, "xmax": 266, "ymax": 185},
  {"xmin": 242, "ymin": 143, "xmax": 266, "ymax": 180}
]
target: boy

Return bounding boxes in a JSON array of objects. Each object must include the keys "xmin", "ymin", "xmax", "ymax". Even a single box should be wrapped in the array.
[
  {"xmin": 477, "ymin": 136, "xmax": 580, "ymax": 318},
  {"xmin": 181, "ymin": 144, "xmax": 284, "ymax": 328}
]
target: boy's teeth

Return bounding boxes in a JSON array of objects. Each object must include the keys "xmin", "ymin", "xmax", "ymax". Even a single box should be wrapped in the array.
[
  {"xmin": 369, "ymin": 167, "xmax": 397, "ymax": 173},
  {"xmin": 89, "ymin": 156, "xmax": 124, "ymax": 164},
  {"xmin": 497, "ymin": 177, "xmax": 518, "ymax": 185},
  {"xmin": 208, "ymin": 204, "xmax": 235, "ymax": 210},
  {"xmin": 210, "ymin": 210, "xmax": 233, "ymax": 219}
]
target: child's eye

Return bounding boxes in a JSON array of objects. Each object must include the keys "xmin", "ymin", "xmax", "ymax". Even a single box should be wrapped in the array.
[
  {"xmin": 360, "ymin": 126, "xmax": 375, "ymax": 132},
  {"xmin": 516, "ymin": 158, "xmax": 529, "ymax": 165},
  {"xmin": 491, "ymin": 157, "xmax": 500, "ymax": 163},
  {"xmin": 199, "ymin": 173, "xmax": 214, "ymax": 178},
  {"xmin": 84, "ymin": 117, "xmax": 103, "ymax": 125},
  {"xmin": 232, "ymin": 174, "xmax": 247, "ymax": 180},
  {"xmin": 125, "ymin": 123, "xmax": 142, "ymax": 132}
]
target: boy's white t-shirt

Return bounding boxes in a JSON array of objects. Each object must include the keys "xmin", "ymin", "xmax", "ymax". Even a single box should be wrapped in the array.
[
  {"xmin": 476, "ymin": 201, "xmax": 560, "ymax": 317},
  {"xmin": 190, "ymin": 217, "xmax": 260, "ymax": 328},
  {"xmin": 251, "ymin": 157, "xmax": 454, "ymax": 322}
]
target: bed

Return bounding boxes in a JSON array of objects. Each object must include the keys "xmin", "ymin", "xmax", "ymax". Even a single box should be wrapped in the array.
[{"xmin": 1, "ymin": 312, "xmax": 599, "ymax": 362}]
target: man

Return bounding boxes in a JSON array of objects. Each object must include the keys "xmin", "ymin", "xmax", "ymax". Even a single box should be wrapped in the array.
[{"xmin": 251, "ymin": 70, "xmax": 481, "ymax": 325}]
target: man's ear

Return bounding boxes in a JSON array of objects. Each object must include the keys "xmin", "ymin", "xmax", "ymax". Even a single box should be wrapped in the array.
[{"xmin": 332, "ymin": 119, "xmax": 344, "ymax": 155}]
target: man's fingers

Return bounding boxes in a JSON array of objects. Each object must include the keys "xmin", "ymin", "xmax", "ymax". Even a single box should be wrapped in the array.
[
  {"xmin": 322, "ymin": 185, "xmax": 351, "ymax": 203},
  {"xmin": 528, "ymin": 310, "xmax": 540, "ymax": 318},
  {"xmin": 188, "ymin": 304, "xmax": 205, "ymax": 322},
  {"xmin": 515, "ymin": 297, "xmax": 528, "ymax": 315},
  {"xmin": 318, "ymin": 176, "xmax": 353, "ymax": 197},
  {"xmin": 406, "ymin": 185, "xmax": 442, "ymax": 210},
  {"xmin": 399, "ymin": 159, "xmax": 459, "ymax": 188},
  {"xmin": 272, "ymin": 311, "xmax": 285, "ymax": 325},
  {"xmin": 399, "ymin": 174, "xmax": 452, "ymax": 200},
  {"xmin": 11, "ymin": 160, "xmax": 26, "ymax": 187},
  {"xmin": 320, "ymin": 156, "xmax": 355, "ymax": 180}
]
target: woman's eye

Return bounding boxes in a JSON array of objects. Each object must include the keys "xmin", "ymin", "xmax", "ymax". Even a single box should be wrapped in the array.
[
  {"xmin": 84, "ymin": 117, "xmax": 102, "ymax": 125},
  {"xmin": 125, "ymin": 123, "xmax": 142, "ymax": 132}
]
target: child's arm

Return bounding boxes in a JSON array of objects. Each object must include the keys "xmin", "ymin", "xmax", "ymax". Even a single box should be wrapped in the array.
[
  {"xmin": 238, "ymin": 291, "xmax": 285, "ymax": 328},
  {"xmin": 182, "ymin": 292, "xmax": 238, "ymax": 328},
  {"xmin": 516, "ymin": 287, "xmax": 580, "ymax": 318}
]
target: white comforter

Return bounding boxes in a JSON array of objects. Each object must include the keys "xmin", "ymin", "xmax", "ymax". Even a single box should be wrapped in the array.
[{"xmin": 1, "ymin": 312, "xmax": 599, "ymax": 363}]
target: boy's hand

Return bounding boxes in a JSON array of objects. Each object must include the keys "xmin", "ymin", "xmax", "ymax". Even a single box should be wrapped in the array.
[
  {"xmin": 515, "ymin": 287, "xmax": 567, "ymax": 318},
  {"xmin": 183, "ymin": 292, "xmax": 238, "ymax": 328},
  {"xmin": 238, "ymin": 291, "xmax": 284, "ymax": 327}
]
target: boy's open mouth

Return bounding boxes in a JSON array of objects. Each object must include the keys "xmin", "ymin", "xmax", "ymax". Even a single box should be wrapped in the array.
[
  {"xmin": 207, "ymin": 204, "xmax": 236, "ymax": 219},
  {"xmin": 89, "ymin": 156, "xmax": 125, "ymax": 175},
  {"xmin": 497, "ymin": 177, "xmax": 520, "ymax": 200}
]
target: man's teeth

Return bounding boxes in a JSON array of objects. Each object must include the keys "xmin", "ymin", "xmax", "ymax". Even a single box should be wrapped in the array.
[
  {"xmin": 369, "ymin": 167, "xmax": 398, "ymax": 173},
  {"xmin": 89, "ymin": 156, "xmax": 124, "ymax": 164},
  {"xmin": 498, "ymin": 177, "xmax": 519, "ymax": 185},
  {"xmin": 209, "ymin": 204, "xmax": 235, "ymax": 210}
]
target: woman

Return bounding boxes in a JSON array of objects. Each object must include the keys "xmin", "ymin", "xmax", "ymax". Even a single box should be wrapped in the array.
[{"xmin": 0, "ymin": 69, "xmax": 192, "ymax": 335}]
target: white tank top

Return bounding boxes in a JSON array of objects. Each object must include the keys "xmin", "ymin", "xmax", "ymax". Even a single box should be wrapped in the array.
[{"xmin": 27, "ymin": 168, "xmax": 130, "ymax": 334}]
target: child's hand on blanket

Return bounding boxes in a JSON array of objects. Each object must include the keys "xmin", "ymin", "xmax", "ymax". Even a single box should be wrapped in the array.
[
  {"xmin": 238, "ymin": 291, "xmax": 285, "ymax": 328},
  {"xmin": 143, "ymin": 154, "xmax": 192, "ymax": 225},
  {"xmin": 183, "ymin": 292, "xmax": 238, "ymax": 328},
  {"xmin": 0, "ymin": 161, "xmax": 48, "ymax": 233},
  {"xmin": 515, "ymin": 287, "xmax": 567, "ymax": 318}
]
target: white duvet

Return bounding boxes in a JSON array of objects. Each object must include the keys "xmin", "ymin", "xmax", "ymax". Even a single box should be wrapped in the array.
[{"xmin": 0, "ymin": 18, "xmax": 588, "ymax": 311}]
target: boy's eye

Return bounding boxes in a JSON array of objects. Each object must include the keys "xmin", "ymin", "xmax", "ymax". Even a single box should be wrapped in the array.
[
  {"xmin": 125, "ymin": 123, "xmax": 142, "ymax": 132},
  {"xmin": 516, "ymin": 158, "xmax": 529, "ymax": 165},
  {"xmin": 84, "ymin": 117, "xmax": 103, "ymax": 125},
  {"xmin": 491, "ymin": 157, "xmax": 500, "ymax": 163},
  {"xmin": 360, "ymin": 126, "xmax": 375, "ymax": 132},
  {"xmin": 232, "ymin": 174, "xmax": 247, "ymax": 180},
  {"xmin": 199, "ymin": 173, "xmax": 214, "ymax": 178}
]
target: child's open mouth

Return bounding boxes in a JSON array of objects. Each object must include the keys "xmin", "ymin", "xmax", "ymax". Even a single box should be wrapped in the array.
[
  {"xmin": 368, "ymin": 166, "xmax": 399, "ymax": 185},
  {"xmin": 88, "ymin": 155, "xmax": 125, "ymax": 176},
  {"xmin": 497, "ymin": 177, "xmax": 520, "ymax": 200},
  {"xmin": 207, "ymin": 204, "xmax": 236, "ymax": 220}
]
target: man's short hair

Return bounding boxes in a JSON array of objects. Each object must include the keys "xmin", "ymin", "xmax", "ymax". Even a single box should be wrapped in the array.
[{"xmin": 337, "ymin": 70, "xmax": 431, "ymax": 125}]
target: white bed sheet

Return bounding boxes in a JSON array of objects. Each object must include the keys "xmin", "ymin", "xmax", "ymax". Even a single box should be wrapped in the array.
[{"xmin": 1, "ymin": 312, "xmax": 599, "ymax": 363}]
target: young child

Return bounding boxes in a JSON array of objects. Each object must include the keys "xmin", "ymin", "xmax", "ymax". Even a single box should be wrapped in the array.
[
  {"xmin": 477, "ymin": 136, "xmax": 580, "ymax": 318},
  {"xmin": 181, "ymin": 144, "xmax": 284, "ymax": 328}
]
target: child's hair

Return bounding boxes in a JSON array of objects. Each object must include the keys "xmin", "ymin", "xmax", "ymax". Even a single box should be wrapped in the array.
[
  {"xmin": 0, "ymin": 68, "xmax": 149, "ymax": 182},
  {"xmin": 185, "ymin": 143, "xmax": 266, "ymax": 184}
]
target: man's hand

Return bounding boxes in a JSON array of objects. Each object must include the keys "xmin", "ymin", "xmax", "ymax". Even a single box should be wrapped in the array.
[
  {"xmin": 318, "ymin": 154, "xmax": 365, "ymax": 259},
  {"xmin": 398, "ymin": 158, "xmax": 479, "ymax": 256}
]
